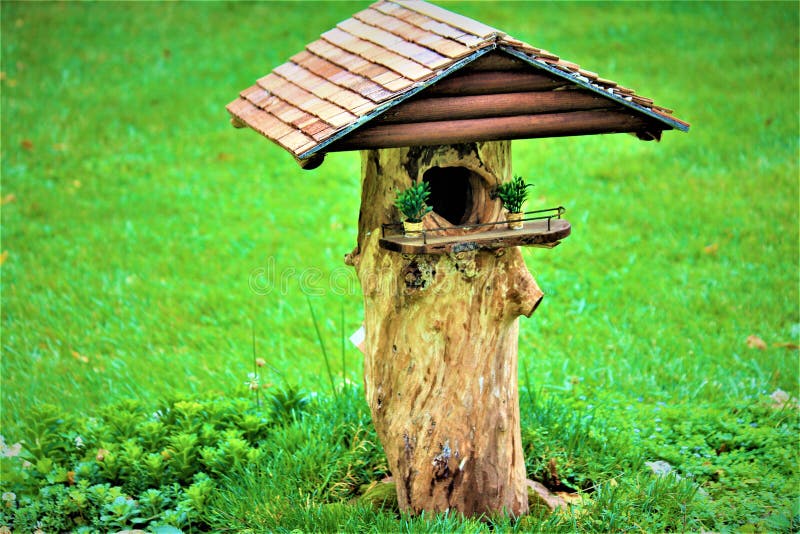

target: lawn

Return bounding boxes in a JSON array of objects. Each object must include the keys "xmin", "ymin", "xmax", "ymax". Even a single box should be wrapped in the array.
[{"xmin": 1, "ymin": 1, "xmax": 798, "ymax": 532}]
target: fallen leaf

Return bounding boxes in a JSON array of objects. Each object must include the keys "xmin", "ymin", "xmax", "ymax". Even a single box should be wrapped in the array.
[
  {"xmin": 746, "ymin": 335, "xmax": 767, "ymax": 350},
  {"xmin": 774, "ymin": 342, "xmax": 799, "ymax": 350},
  {"xmin": 20, "ymin": 139, "xmax": 33, "ymax": 151},
  {"xmin": 217, "ymin": 152, "xmax": 232, "ymax": 161},
  {"xmin": 71, "ymin": 350, "xmax": 89, "ymax": 364},
  {"xmin": 703, "ymin": 243, "xmax": 719, "ymax": 255},
  {"xmin": 0, "ymin": 251, "xmax": 8, "ymax": 266},
  {"xmin": 1, "ymin": 194, "xmax": 16, "ymax": 205},
  {"xmin": 72, "ymin": 180, "xmax": 82, "ymax": 188}
]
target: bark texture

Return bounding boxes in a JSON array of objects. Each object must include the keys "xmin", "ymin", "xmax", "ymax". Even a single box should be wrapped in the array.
[{"xmin": 347, "ymin": 142, "xmax": 543, "ymax": 516}]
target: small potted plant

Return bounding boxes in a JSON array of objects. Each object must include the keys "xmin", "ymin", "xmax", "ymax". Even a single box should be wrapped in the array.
[
  {"xmin": 394, "ymin": 181, "xmax": 433, "ymax": 238},
  {"xmin": 495, "ymin": 175, "xmax": 533, "ymax": 230}
]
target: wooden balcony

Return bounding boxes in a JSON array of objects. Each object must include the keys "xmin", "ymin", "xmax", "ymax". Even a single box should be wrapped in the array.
[{"xmin": 379, "ymin": 208, "xmax": 571, "ymax": 255}]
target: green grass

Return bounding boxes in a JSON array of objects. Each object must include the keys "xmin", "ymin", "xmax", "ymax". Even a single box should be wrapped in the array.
[{"xmin": 2, "ymin": 1, "xmax": 798, "ymax": 531}]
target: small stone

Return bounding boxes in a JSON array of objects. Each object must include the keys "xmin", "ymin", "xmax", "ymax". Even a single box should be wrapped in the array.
[
  {"xmin": 769, "ymin": 388, "xmax": 799, "ymax": 409},
  {"xmin": 646, "ymin": 460, "xmax": 674, "ymax": 477},
  {"xmin": 771, "ymin": 389, "xmax": 790, "ymax": 404}
]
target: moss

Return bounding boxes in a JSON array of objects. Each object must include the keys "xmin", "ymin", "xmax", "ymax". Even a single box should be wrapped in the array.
[{"xmin": 357, "ymin": 481, "xmax": 398, "ymax": 512}]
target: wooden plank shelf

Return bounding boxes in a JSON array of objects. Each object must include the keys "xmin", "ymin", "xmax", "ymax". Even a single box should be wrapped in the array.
[{"xmin": 379, "ymin": 218, "xmax": 571, "ymax": 255}]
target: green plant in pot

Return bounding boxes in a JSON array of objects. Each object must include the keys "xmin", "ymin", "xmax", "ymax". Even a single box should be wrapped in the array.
[
  {"xmin": 394, "ymin": 181, "xmax": 433, "ymax": 238},
  {"xmin": 495, "ymin": 174, "xmax": 534, "ymax": 229}
]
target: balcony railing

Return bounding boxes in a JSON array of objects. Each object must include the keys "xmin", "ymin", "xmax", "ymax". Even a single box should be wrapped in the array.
[{"xmin": 382, "ymin": 206, "xmax": 566, "ymax": 244}]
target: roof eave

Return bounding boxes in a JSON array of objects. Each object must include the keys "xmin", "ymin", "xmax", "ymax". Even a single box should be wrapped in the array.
[{"xmin": 498, "ymin": 46, "xmax": 690, "ymax": 133}]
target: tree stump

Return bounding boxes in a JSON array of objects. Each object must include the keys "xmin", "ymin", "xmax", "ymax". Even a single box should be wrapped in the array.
[{"xmin": 346, "ymin": 142, "xmax": 543, "ymax": 516}]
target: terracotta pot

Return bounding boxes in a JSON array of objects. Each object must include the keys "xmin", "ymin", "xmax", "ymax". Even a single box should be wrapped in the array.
[
  {"xmin": 507, "ymin": 212, "xmax": 524, "ymax": 230},
  {"xmin": 403, "ymin": 220, "xmax": 424, "ymax": 238}
]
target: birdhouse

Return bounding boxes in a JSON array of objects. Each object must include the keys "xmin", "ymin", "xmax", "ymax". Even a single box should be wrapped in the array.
[{"xmin": 227, "ymin": 0, "xmax": 688, "ymax": 517}]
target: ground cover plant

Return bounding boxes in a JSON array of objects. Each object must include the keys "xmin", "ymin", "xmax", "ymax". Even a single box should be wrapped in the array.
[{"xmin": 1, "ymin": 1, "xmax": 798, "ymax": 532}]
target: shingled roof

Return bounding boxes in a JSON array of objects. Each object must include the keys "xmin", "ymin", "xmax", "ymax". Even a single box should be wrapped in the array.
[{"xmin": 227, "ymin": 0, "xmax": 689, "ymax": 166}]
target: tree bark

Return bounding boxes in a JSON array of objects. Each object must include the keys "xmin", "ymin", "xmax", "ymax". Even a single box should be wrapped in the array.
[{"xmin": 347, "ymin": 142, "xmax": 543, "ymax": 516}]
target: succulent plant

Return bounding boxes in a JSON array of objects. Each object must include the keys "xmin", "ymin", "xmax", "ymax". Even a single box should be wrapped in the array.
[
  {"xmin": 394, "ymin": 181, "xmax": 433, "ymax": 223},
  {"xmin": 495, "ymin": 175, "xmax": 534, "ymax": 214}
]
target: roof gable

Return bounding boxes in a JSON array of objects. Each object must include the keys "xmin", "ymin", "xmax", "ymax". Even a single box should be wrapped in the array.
[{"xmin": 227, "ymin": 0, "xmax": 689, "ymax": 166}]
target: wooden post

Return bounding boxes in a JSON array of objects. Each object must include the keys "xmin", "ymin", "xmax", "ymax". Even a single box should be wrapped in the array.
[{"xmin": 346, "ymin": 142, "xmax": 542, "ymax": 516}]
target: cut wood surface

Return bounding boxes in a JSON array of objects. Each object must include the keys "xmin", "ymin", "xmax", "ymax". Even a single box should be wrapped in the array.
[{"xmin": 347, "ymin": 142, "xmax": 541, "ymax": 516}]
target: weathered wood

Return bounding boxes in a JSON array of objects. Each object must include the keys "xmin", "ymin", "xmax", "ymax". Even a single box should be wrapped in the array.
[
  {"xmin": 376, "ymin": 90, "xmax": 617, "ymax": 124},
  {"xmin": 427, "ymin": 71, "xmax": 569, "ymax": 96},
  {"xmin": 331, "ymin": 110, "xmax": 660, "ymax": 151},
  {"xmin": 462, "ymin": 52, "xmax": 530, "ymax": 71},
  {"xmin": 348, "ymin": 142, "xmax": 541, "ymax": 517},
  {"xmin": 379, "ymin": 218, "xmax": 571, "ymax": 254}
]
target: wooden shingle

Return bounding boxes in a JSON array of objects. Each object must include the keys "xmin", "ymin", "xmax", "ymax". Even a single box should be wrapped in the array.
[
  {"xmin": 305, "ymin": 39, "xmax": 412, "ymax": 91},
  {"xmin": 277, "ymin": 130, "xmax": 316, "ymax": 153},
  {"xmin": 322, "ymin": 27, "xmax": 433, "ymax": 80},
  {"xmin": 352, "ymin": 8, "xmax": 472, "ymax": 59},
  {"xmin": 293, "ymin": 51, "xmax": 395, "ymax": 102},
  {"xmin": 383, "ymin": 5, "xmax": 481, "ymax": 47},
  {"xmin": 338, "ymin": 18, "xmax": 450, "ymax": 69},
  {"xmin": 401, "ymin": 0, "xmax": 500, "ymax": 39}
]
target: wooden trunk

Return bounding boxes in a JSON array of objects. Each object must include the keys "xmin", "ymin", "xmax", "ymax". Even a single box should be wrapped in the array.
[{"xmin": 346, "ymin": 142, "xmax": 543, "ymax": 516}]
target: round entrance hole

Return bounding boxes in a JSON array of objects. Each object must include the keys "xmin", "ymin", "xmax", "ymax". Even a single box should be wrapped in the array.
[{"xmin": 422, "ymin": 166, "xmax": 483, "ymax": 226}]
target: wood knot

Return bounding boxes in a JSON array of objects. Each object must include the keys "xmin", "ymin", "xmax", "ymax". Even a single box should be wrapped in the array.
[
  {"xmin": 431, "ymin": 441, "xmax": 452, "ymax": 481},
  {"xmin": 403, "ymin": 260, "xmax": 436, "ymax": 290},
  {"xmin": 344, "ymin": 247, "xmax": 360, "ymax": 267}
]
